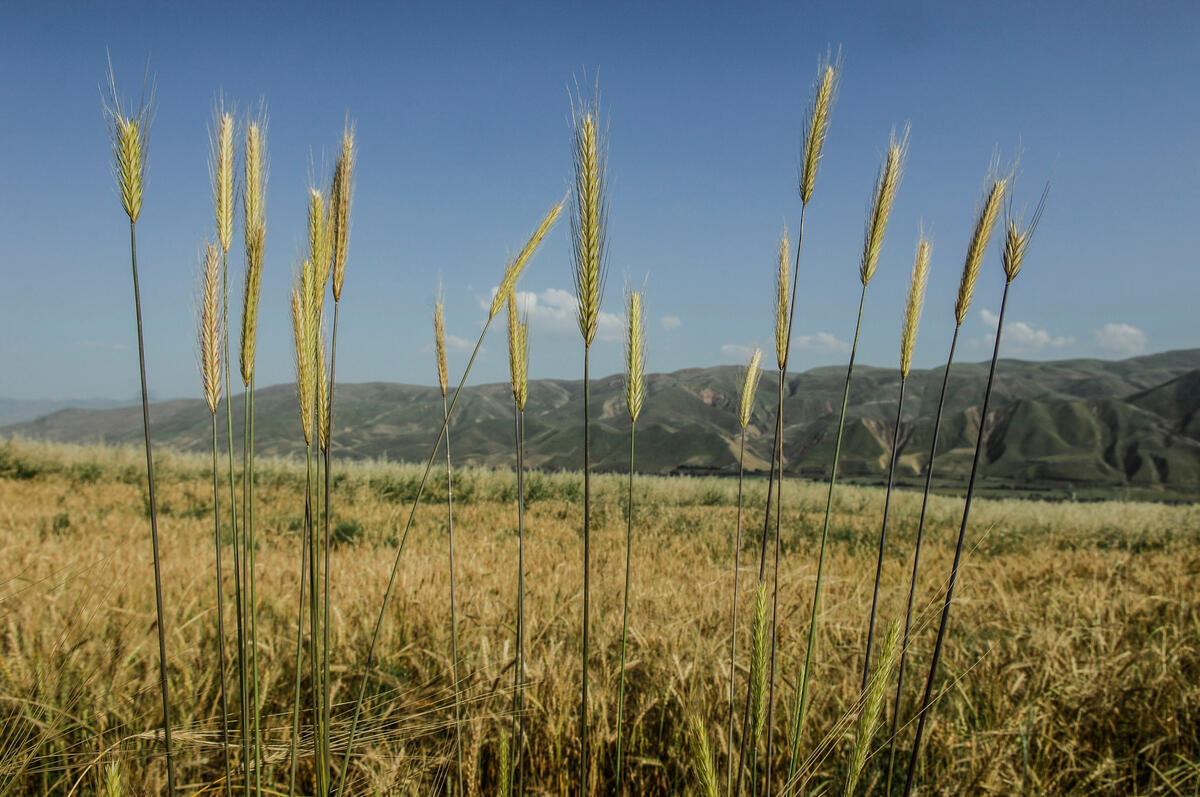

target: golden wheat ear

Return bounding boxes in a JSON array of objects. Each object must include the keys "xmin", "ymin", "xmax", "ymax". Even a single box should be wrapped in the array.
[
  {"xmin": 799, "ymin": 50, "xmax": 841, "ymax": 205},
  {"xmin": 955, "ymin": 170, "xmax": 1008, "ymax": 324},
  {"xmin": 1002, "ymin": 181, "xmax": 1051, "ymax": 283},
  {"xmin": 775, "ymin": 227, "xmax": 790, "ymax": 369},
  {"xmin": 490, "ymin": 198, "xmax": 565, "ymax": 319},
  {"xmin": 290, "ymin": 276, "xmax": 315, "ymax": 445},
  {"xmin": 210, "ymin": 104, "xmax": 235, "ymax": 254},
  {"xmin": 102, "ymin": 60, "xmax": 153, "ymax": 224},
  {"xmin": 331, "ymin": 121, "xmax": 356, "ymax": 302},
  {"xmin": 570, "ymin": 83, "xmax": 610, "ymax": 347},
  {"xmin": 434, "ymin": 295, "xmax": 449, "ymax": 397},
  {"xmin": 199, "ymin": 243, "xmax": 222, "ymax": 414},
  {"xmin": 624, "ymin": 288, "xmax": 646, "ymax": 423},
  {"xmin": 239, "ymin": 117, "xmax": 268, "ymax": 386},
  {"xmin": 900, "ymin": 232, "xmax": 932, "ymax": 379},
  {"xmin": 739, "ymin": 348, "xmax": 763, "ymax": 430},
  {"xmin": 860, "ymin": 125, "xmax": 909, "ymax": 287}
]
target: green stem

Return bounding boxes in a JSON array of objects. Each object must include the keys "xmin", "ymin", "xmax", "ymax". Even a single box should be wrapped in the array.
[
  {"xmin": 862, "ymin": 377, "xmax": 907, "ymax": 691},
  {"xmin": 787, "ymin": 284, "xmax": 867, "ymax": 782},
  {"xmin": 581, "ymin": 348, "xmax": 592, "ymax": 796},
  {"xmin": 321, "ymin": 301, "xmax": 339, "ymax": 791},
  {"xmin": 903, "ymin": 281, "xmax": 1011, "ymax": 796},
  {"xmin": 211, "ymin": 415, "xmax": 233, "ymax": 796},
  {"xmin": 128, "ymin": 221, "xmax": 176, "ymax": 794},
  {"xmin": 288, "ymin": 447, "xmax": 313, "ymax": 796},
  {"xmin": 244, "ymin": 379, "xmax": 261, "ymax": 795},
  {"xmin": 510, "ymin": 407, "xmax": 527, "ymax": 795},
  {"xmin": 442, "ymin": 394, "xmax": 464, "ymax": 795},
  {"xmin": 220, "ymin": 248, "xmax": 249, "ymax": 797},
  {"xmin": 336, "ymin": 316, "xmax": 495, "ymax": 797},
  {"xmin": 615, "ymin": 421, "xmax": 636, "ymax": 788},
  {"xmin": 726, "ymin": 429, "xmax": 747, "ymax": 797},
  {"xmin": 309, "ymin": 438, "xmax": 325, "ymax": 792},
  {"xmin": 764, "ymin": 367, "xmax": 786, "ymax": 792},
  {"xmin": 885, "ymin": 324, "xmax": 959, "ymax": 796}
]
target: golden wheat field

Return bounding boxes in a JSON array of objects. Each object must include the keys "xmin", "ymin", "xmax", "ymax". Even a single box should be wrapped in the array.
[{"xmin": 2, "ymin": 439, "xmax": 1197, "ymax": 795}]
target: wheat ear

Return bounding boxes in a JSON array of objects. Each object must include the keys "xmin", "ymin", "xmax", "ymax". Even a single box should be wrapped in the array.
[
  {"xmin": 954, "ymin": 174, "xmax": 1007, "ymax": 323},
  {"xmin": 846, "ymin": 620, "xmax": 900, "ymax": 796},
  {"xmin": 860, "ymin": 126, "xmax": 909, "ymax": 286},
  {"xmin": 799, "ymin": 52, "xmax": 841, "ymax": 205},
  {"xmin": 690, "ymin": 715, "xmax": 720, "ymax": 797},
  {"xmin": 434, "ymin": 297, "xmax": 449, "ymax": 397},
  {"xmin": 775, "ymin": 228, "xmax": 790, "ymax": 370},
  {"xmin": 739, "ymin": 348, "xmax": 763, "ymax": 430},
  {"xmin": 491, "ymin": 199, "xmax": 565, "ymax": 319},
  {"xmin": 900, "ymin": 234, "xmax": 931, "ymax": 379},
  {"xmin": 211, "ymin": 109, "xmax": 235, "ymax": 255},
  {"xmin": 624, "ymin": 289, "xmax": 646, "ymax": 423},
  {"xmin": 330, "ymin": 123, "xmax": 355, "ymax": 302}
]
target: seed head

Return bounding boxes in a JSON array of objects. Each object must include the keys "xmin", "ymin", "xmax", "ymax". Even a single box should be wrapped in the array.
[
  {"xmin": 739, "ymin": 348, "xmax": 762, "ymax": 430},
  {"xmin": 775, "ymin": 228, "xmax": 790, "ymax": 370},
  {"xmin": 799, "ymin": 53, "xmax": 840, "ymax": 205},
  {"xmin": 688, "ymin": 715, "xmax": 719, "ymax": 797},
  {"xmin": 330, "ymin": 122, "xmax": 355, "ymax": 302},
  {"xmin": 570, "ymin": 88, "xmax": 609, "ymax": 347},
  {"xmin": 955, "ymin": 174, "xmax": 1007, "ymax": 324},
  {"xmin": 434, "ymin": 297, "xmax": 448, "ymax": 397},
  {"xmin": 860, "ymin": 127, "xmax": 909, "ymax": 287},
  {"xmin": 491, "ymin": 199, "xmax": 565, "ymax": 319},
  {"xmin": 211, "ymin": 109, "xmax": 235, "ymax": 254},
  {"xmin": 506, "ymin": 290, "xmax": 529, "ymax": 411},
  {"xmin": 199, "ymin": 243, "xmax": 222, "ymax": 414},
  {"xmin": 750, "ymin": 582, "xmax": 769, "ymax": 743},
  {"xmin": 103, "ymin": 63, "xmax": 153, "ymax": 224},
  {"xmin": 1002, "ymin": 182, "xmax": 1050, "ymax": 283},
  {"xmin": 239, "ymin": 119, "xmax": 267, "ymax": 385},
  {"xmin": 900, "ymin": 234, "xmax": 931, "ymax": 379},
  {"xmin": 625, "ymin": 289, "xmax": 646, "ymax": 423},
  {"xmin": 291, "ymin": 282, "xmax": 315, "ymax": 445},
  {"xmin": 317, "ymin": 339, "xmax": 330, "ymax": 452}
]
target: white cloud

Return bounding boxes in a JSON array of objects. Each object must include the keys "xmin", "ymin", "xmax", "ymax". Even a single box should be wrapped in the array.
[
  {"xmin": 792, "ymin": 332, "xmax": 851, "ymax": 352},
  {"xmin": 976, "ymin": 309, "xmax": 1073, "ymax": 352},
  {"xmin": 720, "ymin": 343, "xmax": 757, "ymax": 361},
  {"xmin": 444, "ymin": 334, "xmax": 473, "ymax": 353},
  {"xmin": 1093, "ymin": 322, "xmax": 1148, "ymax": 357},
  {"xmin": 661, "ymin": 315, "xmax": 681, "ymax": 331},
  {"xmin": 483, "ymin": 286, "xmax": 623, "ymax": 342}
]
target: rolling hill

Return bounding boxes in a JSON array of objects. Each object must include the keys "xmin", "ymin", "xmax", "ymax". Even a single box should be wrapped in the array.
[{"xmin": 4, "ymin": 349, "xmax": 1199, "ymax": 496}]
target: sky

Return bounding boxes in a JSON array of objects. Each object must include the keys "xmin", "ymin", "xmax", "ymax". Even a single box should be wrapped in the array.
[{"xmin": 1, "ymin": 1, "xmax": 1197, "ymax": 401}]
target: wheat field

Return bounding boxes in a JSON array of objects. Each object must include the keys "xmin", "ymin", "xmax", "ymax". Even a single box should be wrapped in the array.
[{"xmin": 2, "ymin": 439, "xmax": 1197, "ymax": 795}]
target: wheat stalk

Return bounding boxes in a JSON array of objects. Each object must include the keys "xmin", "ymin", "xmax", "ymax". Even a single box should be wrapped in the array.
[
  {"xmin": 434, "ymin": 293, "xmax": 464, "ymax": 793},
  {"xmin": 505, "ymin": 289, "xmax": 531, "ymax": 794},
  {"xmin": 862, "ymin": 232, "xmax": 930, "ymax": 698},
  {"xmin": 198, "ymin": 240, "xmax": 231, "ymax": 796},
  {"xmin": 570, "ymin": 79, "xmax": 609, "ymax": 793},
  {"xmin": 727, "ymin": 347, "xmax": 762, "ymax": 796},
  {"xmin": 615, "ymin": 287, "xmax": 646, "ymax": 787},
  {"xmin": 904, "ymin": 181, "xmax": 1050, "ymax": 796},
  {"xmin": 103, "ymin": 59, "xmax": 175, "ymax": 795},
  {"xmin": 749, "ymin": 581, "xmax": 769, "ymax": 793}
]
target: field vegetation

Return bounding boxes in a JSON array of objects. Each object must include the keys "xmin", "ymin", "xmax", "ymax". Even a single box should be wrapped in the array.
[{"xmin": 1, "ymin": 439, "xmax": 1198, "ymax": 794}]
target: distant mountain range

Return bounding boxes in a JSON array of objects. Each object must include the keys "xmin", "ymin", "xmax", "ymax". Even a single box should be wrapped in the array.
[
  {"xmin": 0, "ymin": 397, "xmax": 139, "ymax": 427},
  {"xmin": 4, "ymin": 350, "xmax": 1200, "ymax": 497}
]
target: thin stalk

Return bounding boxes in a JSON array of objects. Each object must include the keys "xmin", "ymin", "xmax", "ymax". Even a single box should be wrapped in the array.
[
  {"xmin": 509, "ymin": 408, "xmax": 527, "ymax": 795},
  {"xmin": 726, "ymin": 429, "xmax": 747, "ymax": 797},
  {"xmin": 321, "ymin": 301, "xmax": 340, "ymax": 791},
  {"xmin": 862, "ymin": 377, "xmax": 907, "ymax": 690},
  {"xmin": 128, "ymin": 222, "xmax": 176, "ymax": 794},
  {"xmin": 308, "ymin": 439, "xmax": 325, "ymax": 793},
  {"xmin": 336, "ymin": 319, "xmax": 493, "ymax": 797},
  {"xmin": 244, "ymin": 380, "xmax": 261, "ymax": 795},
  {"xmin": 288, "ymin": 447, "xmax": 313, "ymax": 796},
  {"xmin": 787, "ymin": 284, "xmax": 867, "ymax": 781},
  {"xmin": 904, "ymin": 281, "xmax": 1011, "ymax": 796},
  {"xmin": 581, "ymin": 348, "xmax": 592, "ymax": 796},
  {"xmin": 615, "ymin": 422, "xmax": 637, "ymax": 786},
  {"xmin": 763, "ymin": 367, "xmax": 786, "ymax": 791},
  {"xmin": 885, "ymin": 325, "xmax": 959, "ymax": 796},
  {"xmin": 221, "ymin": 249, "xmax": 249, "ymax": 796},
  {"xmin": 211, "ymin": 417, "xmax": 233, "ymax": 796},
  {"xmin": 443, "ymin": 395, "xmax": 464, "ymax": 795}
]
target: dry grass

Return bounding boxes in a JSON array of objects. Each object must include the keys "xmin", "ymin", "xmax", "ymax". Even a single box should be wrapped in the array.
[{"xmin": 1, "ymin": 438, "xmax": 1197, "ymax": 794}]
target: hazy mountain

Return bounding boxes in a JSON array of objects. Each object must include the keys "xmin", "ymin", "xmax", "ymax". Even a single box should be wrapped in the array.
[
  {"xmin": 4, "ymin": 350, "xmax": 1199, "ymax": 496},
  {"xmin": 0, "ymin": 397, "xmax": 138, "ymax": 427}
]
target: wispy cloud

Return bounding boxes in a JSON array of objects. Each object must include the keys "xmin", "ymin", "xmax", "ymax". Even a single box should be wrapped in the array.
[
  {"xmin": 1093, "ymin": 322, "xmax": 1147, "ymax": 357},
  {"xmin": 720, "ymin": 343, "xmax": 757, "ymax": 361},
  {"xmin": 973, "ymin": 309, "xmax": 1073, "ymax": 352},
  {"xmin": 661, "ymin": 315, "xmax": 681, "ymax": 331},
  {"xmin": 792, "ymin": 331, "xmax": 851, "ymax": 352}
]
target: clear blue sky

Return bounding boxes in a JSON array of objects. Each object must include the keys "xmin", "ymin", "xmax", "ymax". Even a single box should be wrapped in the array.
[{"xmin": 2, "ymin": 1, "xmax": 1197, "ymax": 400}]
